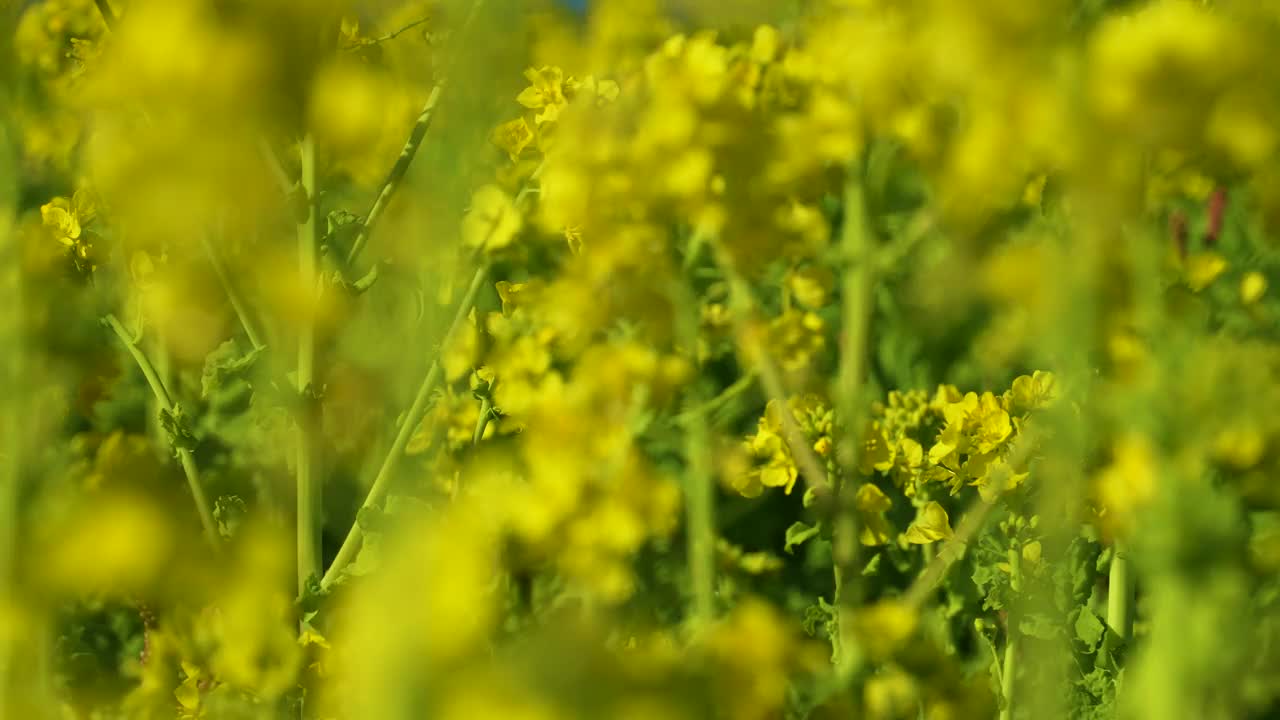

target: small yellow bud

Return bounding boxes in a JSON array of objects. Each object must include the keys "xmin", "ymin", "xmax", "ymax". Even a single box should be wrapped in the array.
[{"xmin": 1241, "ymin": 271, "xmax": 1268, "ymax": 305}]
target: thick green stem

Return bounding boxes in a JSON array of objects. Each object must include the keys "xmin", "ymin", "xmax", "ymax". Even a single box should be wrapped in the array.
[
  {"xmin": 321, "ymin": 263, "xmax": 490, "ymax": 589},
  {"xmin": 1102, "ymin": 540, "xmax": 1132, "ymax": 663},
  {"xmin": 296, "ymin": 135, "xmax": 321, "ymax": 593},
  {"xmin": 1000, "ymin": 545, "xmax": 1023, "ymax": 720},
  {"xmin": 471, "ymin": 397, "xmax": 492, "ymax": 446},
  {"xmin": 104, "ymin": 315, "xmax": 219, "ymax": 547}
]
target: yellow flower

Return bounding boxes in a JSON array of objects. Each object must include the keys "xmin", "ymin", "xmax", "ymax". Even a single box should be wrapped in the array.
[
  {"xmin": 786, "ymin": 265, "xmax": 835, "ymax": 310},
  {"xmin": 1004, "ymin": 371, "xmax": 1059, "ymax": 416},
  {"xmin": 1095, "ymin": 434, "xmax": 1159, "ymax": 536},
  {"xmin": 40, "ymin": 196, "xmax": 81, "ymax": 243},
  {"xmin": 855, "ymin": 483, "xmax": 893, "ymax": 546},
  {"xmin": 516, "ymin": 66, "xmax": 569, "ymax": 125},
  {"xmin": 904, "ymin": 501, "xmax": 953, "ymax": 544},
  {"xmin": 40, "ymin": 189, "xmax": 99, "ymax": 270},
  {"xmin": 174, "ymin": 661, "xmax": 204, "ymax": 711},
  {"xmin": 970, "ymin": 393, "xmax": 1013, "ymax": 455},
  {"xmin": 462, "ymin": 185, "xmax": 523, "ymax": 253},
  {"xmin": 491, "ymin": 117, "xmax": 535, "ymax": 162}
]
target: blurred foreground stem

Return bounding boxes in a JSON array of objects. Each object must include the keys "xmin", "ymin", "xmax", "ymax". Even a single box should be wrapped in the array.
[
  {"xmin": 683, "ymin": 399, "xmax": 716, "ymax": 628},
  {"xmin": 104, "ymin": 314, "xmax": 219, "ymax": 548},
  {"xmin": 831, "ymin": 162, "xmax": 874, "ymax": 672},
  {"xmin": 321, "ymin": 262, "xmax": 490, "ymax": 589}
]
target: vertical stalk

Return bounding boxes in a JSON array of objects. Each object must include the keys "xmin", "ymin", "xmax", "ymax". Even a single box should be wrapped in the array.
[
  {"xmin": 832, "ymin": 163, "xmax": 874, "ymax": 671},
  {"xmin": 471, "ymin": 397, "xmax": 492, "ymax": 445},
  {"xmin": 684, "ymin": 399, "xmax": 716, "ymax": 629},
  {"xmin": 1000, "ymin": 544, "xmax": 1023, "ymax": 720},
  {"xmin": 295, "ymin": 135, "xmax": 321, "ymax": 594},
  {"xmin": 1103, "ymin": 540, "xmax": 1131, "ymax": 662},
  {"xmin": 0, "ymin": 223, "xmax": 22, "ymax": 716}
]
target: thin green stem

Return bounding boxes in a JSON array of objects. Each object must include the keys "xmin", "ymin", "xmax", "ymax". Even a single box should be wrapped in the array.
[
  {"xmin": 104, "ymin": 314, "xmax": 219, "ymax": 548},
  {"xmin": 345, "ymin": 0, "xmax": 487, "ymax": 269},
  {"xmin": 296, "ymin": 135, "xmax": 321, "ymax": 593},
  {"xmin": 672, "ymin": 372, "xmax": 755, "ymax": 427},
  {"xmin": 321, "ymin": 263, "xmax": 490, "ymax": 589},
  {"xmin": 345, "ymin": 84, "xmax": 443, "ymax": 267},
  {"xmin": 202, "ymin": 229, "xmax": 265, "ymax": 351}
]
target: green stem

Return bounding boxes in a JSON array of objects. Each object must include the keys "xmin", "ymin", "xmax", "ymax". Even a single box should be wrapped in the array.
[
  {"xmin": 683, "ymin": 398, "xmax": 716, "ymax": 629},
  {"xmin": 1102, "ymin": 539, "xmax": 1131, "ymax": 664},
  {"xmin": 104, "ymin": 315, "xmax": 219, "ymax": 547},
  {"xmin": 671, "ymin": 372, "xmax": 755, "ymax": 427},
  {"xmin": 471, "ymin": 397, "xmax": 492, "ymax": 445},
  {"xmin": 202, "ymin": 230, "xmax": 265, "ymax": 351},
  {"xmin": 1000, "ymin": 545, "xmax": 1023, "ymax": 720},
  {"xmin": 344, "ymin": 0, "xmax": 487, "ymax": 269},
  {"xmin": 296, "ymin": 135, "xmax": 321, "ymax": 593},
  {"xmin": 831, "ymin": 165, "xmax": 874, "ymax": 671},
  {"xmin": 93, "ymin": 0, "xmax": 117, "ymax": 28},
  {"xmin": 344, "ymin": 84, "xmax": 443, "ymax": 267},
  {"xmin": 321, "ymin": 263, "xmax": 490, "ymax": 589}
]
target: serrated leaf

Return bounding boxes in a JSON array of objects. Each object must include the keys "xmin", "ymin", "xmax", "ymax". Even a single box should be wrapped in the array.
[{"xmin": 785, "ymin": 521, "xmax": 822, "ymax": 555}]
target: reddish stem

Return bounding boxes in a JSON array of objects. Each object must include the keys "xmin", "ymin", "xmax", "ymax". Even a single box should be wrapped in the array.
[
  {"xmin": 1170, "ymin": 210, "xmax": 1188, "ymax": 259},
  {"xmin": 1205, "ymin": 187, "xmax": 1227, "ymax": 246}
]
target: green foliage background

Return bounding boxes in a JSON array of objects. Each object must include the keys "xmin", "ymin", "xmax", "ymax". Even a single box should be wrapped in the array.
[{"xmin": 5, "ymin": 1, "xmax": 1280, "ymax": 719}]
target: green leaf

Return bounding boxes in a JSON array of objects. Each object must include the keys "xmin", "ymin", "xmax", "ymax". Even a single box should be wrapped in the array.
[
  {"xmin": 201, "ymin": 340, "xmax": 264, "ymax": 399},
  {"xmin": 785, "ymin": 521, "xmax": 822, "ymax": 555},
  {"xmin": 214, "ymin": 495, "xmax": 246, "ymax": 539},
  {"xmin": 1074, "ymin": 606, "xmax": 1106, "ymax": 650},
  {"xmin": 861, "ymin": 552, "xmax": 882, "ymax": 576}
]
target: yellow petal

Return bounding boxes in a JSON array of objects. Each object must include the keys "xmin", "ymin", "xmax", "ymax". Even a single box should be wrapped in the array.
[{"xmin": 904, "ymin": 501, "xmax": 953, "ymax": 544}]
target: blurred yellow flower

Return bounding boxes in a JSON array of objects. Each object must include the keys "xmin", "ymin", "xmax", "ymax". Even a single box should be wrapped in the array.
[{"xmin": 463, "ymin": 185, "xmax": 524, "ymax": 252}]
